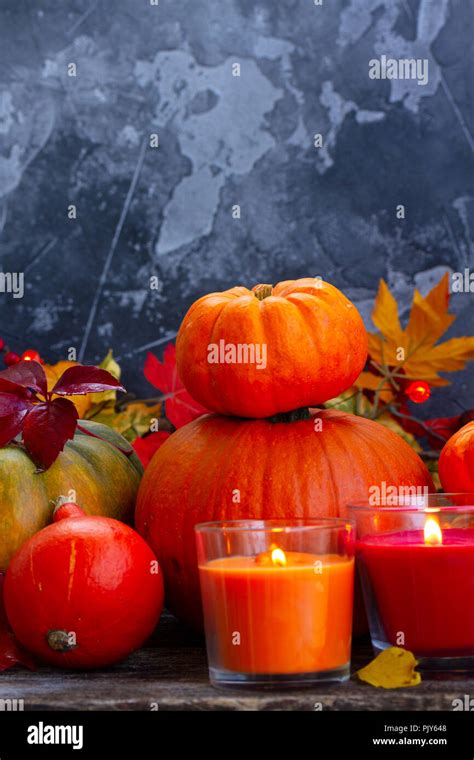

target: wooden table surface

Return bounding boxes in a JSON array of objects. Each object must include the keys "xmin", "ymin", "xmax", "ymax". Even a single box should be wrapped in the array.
[{"xmin": 2, "ymin": 614, "xmax": 472, "ymax": 711}]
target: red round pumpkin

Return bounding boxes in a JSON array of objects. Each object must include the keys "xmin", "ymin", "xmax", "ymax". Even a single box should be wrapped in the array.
[
  {"xmin": 176, "ymin": 279, "xmax": 368, "ymax": 418},
  {"xmin": 4, "ymin": 502, "xmax": 164, "ymax": 669},
  {"xmin": 135, "ymin": 409, "xmax": 433, "ymax": 632},
  {"xmin": 439, "ymin": 422, "xmax": 474, "ymax": 492}
]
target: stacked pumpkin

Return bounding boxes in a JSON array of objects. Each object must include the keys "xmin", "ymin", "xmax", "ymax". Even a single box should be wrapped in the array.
[{"xmin": 136, "ymin": 278, "xmax": 434, "ymax": 632}]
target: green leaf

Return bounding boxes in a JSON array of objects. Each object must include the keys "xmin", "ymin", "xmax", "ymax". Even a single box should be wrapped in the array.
[
  {"xmin": 324, "ymin": 387, "xmax": 372, "ymax": 417},
  {"xmin": 91, "ymin": 350, "xmax": 122, "ymax": 403}
]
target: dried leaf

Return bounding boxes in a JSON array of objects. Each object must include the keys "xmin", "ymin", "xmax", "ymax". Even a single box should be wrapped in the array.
[
  {"xmin": 357, "ymin": 647, "xmax": 421, "ymax": 688},
  {"xmin": 369, "ymin": 273, "xmax": 474, "ymax": 386},
  {"xmin": 355, "ymin": 371, "xmax": 395, "ymax": 404},
  {"xmin": 371, "ymin": 279, "xmax": 403, "ymax": 344},
  {"xmin": 86, "ymin": 400, "xmax": 162, "ymax": 442}
]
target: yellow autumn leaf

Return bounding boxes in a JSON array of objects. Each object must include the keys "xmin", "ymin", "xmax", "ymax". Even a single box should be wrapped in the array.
[
  {"xmin": 85, "ymin": 400, "xmax": 162, "ymax": 442},
  {"xmin": 405, "ymin": 276, "xmax": 454, "ymax": 349},
  {"xmin": 357, "ymin": 647, "xmax": 421, "ymax": 689},
  {"xmin": 369, "ymin": 273, "xmax": 474, "ymax": 385},
  {"xmin": 371, "ymin": 279, "xmax": 403, "ymax": 344},
  {"xmin": 355, "ymin": 371, "xmax": 395, "ymax": 404}
]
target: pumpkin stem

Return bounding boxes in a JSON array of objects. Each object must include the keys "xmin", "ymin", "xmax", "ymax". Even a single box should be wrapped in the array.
[
  {"xmin": 52, "ymin": 496, "xmax": 84, "ymax": 522},
  {"xmin": 267, "ymin": 407, "xmax": 312, "ymax": 423},
  {"xmin": 253, "ymin": 283, "xmax": 273, "ymax": 300},
  {"xmin": 47, "ymin": 630, "xmax": 77, "ymax": 652}
]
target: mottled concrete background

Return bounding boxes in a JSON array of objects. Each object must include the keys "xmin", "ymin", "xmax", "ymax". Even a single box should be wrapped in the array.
[{"xmin": 0, "ymin": 0, "xmax": 472, "ymax": 412}]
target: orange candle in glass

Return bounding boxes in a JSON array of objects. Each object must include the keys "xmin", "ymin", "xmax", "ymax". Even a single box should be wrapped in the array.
[{"xmin": 196, "ymin": 520, "xmax": 355, "ymax": 688}]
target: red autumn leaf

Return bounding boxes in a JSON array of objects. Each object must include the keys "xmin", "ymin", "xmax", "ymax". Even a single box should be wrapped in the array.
[
  {"xmin": 52, "ymin": 365, "xmax": 125, "ymax": 396},
  {"xmin": 397, "ymin": 401, "xmax": 463, "ymax": 450},
  {"xmin": 0, "ymin": 393, "xmax": 32, "ymax": 418},
  {"xmin": 0, "ymin": 414, "xmax": 27, "ymax": 448},
  {"xmin": 0, "ymin": 574, "xmax": 36, "ymax": 671},
  {"xmin": 0, "ymin": 377, "xmax": 34, "ymax": 398},
  {"xmin": 0, "ymin": 394, "xmax": 33, "ymax": 447},
  {"xmin": 0, "ymin": 361, "xmax": 129, "ymax": 470},
  {"xmin": 0, "ymin": 395, "xmax": 33, "ymax": 439},
  {"xmin": 0, "ymin": 360, "xmax": 47, "ymax": 397},
  {"xmin": 144, "ymin": 344, "xmax": 210, "ymax": 428},
  {"xmin": 132, "ymin": 431, "xmax": 171, "ymax": 467},
  {"xmin": 23, "ymin": 398, "xmax": 79, "ymax": 470},
  {"xmin": 424, "ymin": 414, "xmax": 462, "ymax": 450}
]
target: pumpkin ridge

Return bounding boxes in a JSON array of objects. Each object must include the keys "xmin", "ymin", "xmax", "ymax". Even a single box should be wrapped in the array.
[
  {"xmin": 207, "ymin": 297, "xmax": 263, "ymax": 411},
  {"xmin": 312, "ymin": 412, "xmax": 341, "ymax": 516},
  {"xmin": 135, "ymin": 408, "xmax": 434, "ymax": 630},
  {"xmin": 347, "ymin": 413, "xmax": 421, "ymax": 487},
  {"xmin": 175, "ymin": 277, "xmax": 368, "ymax": 418}
]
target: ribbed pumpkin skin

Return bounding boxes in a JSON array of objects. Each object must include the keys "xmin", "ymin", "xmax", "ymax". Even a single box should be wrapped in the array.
[
  {"xmin": 0, "ymin": 420, "xmax": 142, "ymax": 571},
  {"xmin": 135, "ymin": 409, "xmax": 433, "ymax": 631},
  {"xmin": 439, "ymin": 422, "xmax": 474, "ymax": 492},
  {"xmin": 176, "ymin": 279, "xmax": 368, "ymax": 418}
]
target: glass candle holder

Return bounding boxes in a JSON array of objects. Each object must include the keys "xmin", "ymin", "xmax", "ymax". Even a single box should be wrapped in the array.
[
  {"xmin": 350, "ymin": 494, "xmax": 474, "ymax": 671},
  {"xmin": 195, "ymin": 518, "xmax": 355, "ymax": 688}
]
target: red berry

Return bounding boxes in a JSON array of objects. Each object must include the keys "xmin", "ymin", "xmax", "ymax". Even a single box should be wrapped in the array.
[
  {"xmin": 406, "ymin": 380, "xmax": 431, "ymax": 404},
  {"xmin": 21, "ymin": 349, "xmax": 43, "ymax": 364},
  {"xmin": 4, "ymin": 351, "xmax": 21, "ymax": 366},
  {"xmin": 0, "ymin": 338, "xmax": 4, "ymax": 351}
]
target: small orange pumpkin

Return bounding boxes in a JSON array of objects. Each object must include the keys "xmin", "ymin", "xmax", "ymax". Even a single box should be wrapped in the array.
[
  {"xmin": 439, "ymin": 422, "xmax": 474, "ymax": 492},
  {"xmin": 176, "ymin": 278, "xmax": 368, "ymax": 418}
]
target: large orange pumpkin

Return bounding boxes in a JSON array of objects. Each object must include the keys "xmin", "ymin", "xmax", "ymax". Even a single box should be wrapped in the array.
[
  {"xmin": 439, "ymin": 422, "xmax": 474, "ymax": 492},
  {"xmin": 135, "ymin": 409, "xmax": 433, "ymax": 631},
  {"xmin": 176, "ymin": 279, "xmax": 368, "ymax": 418}
]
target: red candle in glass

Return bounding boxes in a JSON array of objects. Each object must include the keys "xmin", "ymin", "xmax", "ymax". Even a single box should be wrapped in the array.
[{"xmin": 357, "ymin": 518, "xmax": 474, "ymax": 656}]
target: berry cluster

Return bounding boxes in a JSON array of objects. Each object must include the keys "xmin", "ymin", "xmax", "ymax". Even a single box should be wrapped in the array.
[{"xmin": 0, "ymin": 339, "xmax": 42, "ymax": 367}]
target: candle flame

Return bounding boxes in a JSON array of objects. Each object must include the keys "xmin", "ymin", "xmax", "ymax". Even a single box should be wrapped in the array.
[
  {"xmin": 271, "ymin": 547, "xmax": 287, "ymax": 567},
  {"xmin": 424, "ymin": 515, "xmax": 442, "ymax": 546}
]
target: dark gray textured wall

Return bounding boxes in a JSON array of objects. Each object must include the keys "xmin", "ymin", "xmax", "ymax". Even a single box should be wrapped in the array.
[{"xmin": 0, "ymin": 0, "xmax": 472, "ymax": 412}]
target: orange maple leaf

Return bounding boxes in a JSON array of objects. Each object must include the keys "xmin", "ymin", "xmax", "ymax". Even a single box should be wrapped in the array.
[{"xmin": 365, "ymin": 273, "xmax": 474, "ymax": 388}]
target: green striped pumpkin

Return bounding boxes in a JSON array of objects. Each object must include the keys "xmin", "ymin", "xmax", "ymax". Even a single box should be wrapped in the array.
[{"xmin": 0, "ymin": 420, "xmax": 142, "ymax": 570}]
